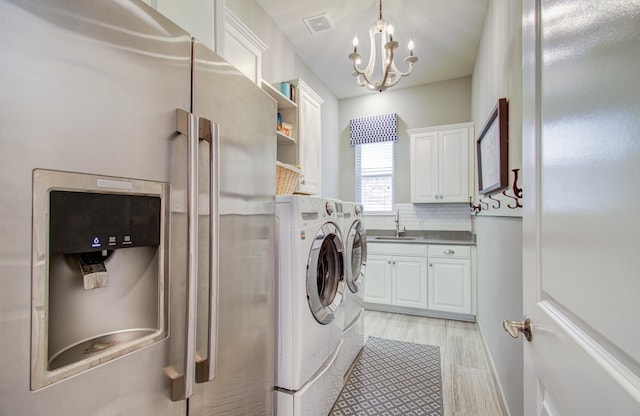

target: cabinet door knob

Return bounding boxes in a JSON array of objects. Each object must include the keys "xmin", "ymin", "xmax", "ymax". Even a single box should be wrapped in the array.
[
  {"xmin": 444, "ymin": 249, "xmax": 455, "ymax": 255},
  {"xmin": 388, "ymin": 260, "xmax": 391, "ymax": 264}
]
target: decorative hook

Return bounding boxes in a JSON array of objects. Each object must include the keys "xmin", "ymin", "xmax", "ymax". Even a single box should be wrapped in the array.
[
  {"xmin": 468, "ymin": 196, "xmax": 481, "ymax": 214},
  {"xmin": 479, "ymin": 199, "xmax": 489, "ymax": 210},
  {"xmin": 511, "ymin": 169, "xmax": 522, "ymax": 198},
  {"xmin": 487, "ymin": 194, "xmax": 501, "ymax": 209},
  {"xmin": 502, "ymin": 189, "xmax": 522, "ymax": 208}
]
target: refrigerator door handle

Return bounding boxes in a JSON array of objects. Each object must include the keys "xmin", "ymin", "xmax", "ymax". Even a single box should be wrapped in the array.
[
  {"xmin": 170, "ymin": 108, "xmax": 198, "ymax": 401},
  {"xmin": 195, "ymin": 117, "xmax": 219, "ymax": 383}
]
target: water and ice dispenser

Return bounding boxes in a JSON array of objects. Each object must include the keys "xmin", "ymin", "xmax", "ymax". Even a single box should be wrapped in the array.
[{"xmin": 31, "ymin": 170, "xmax": 169, "ymax": 390}]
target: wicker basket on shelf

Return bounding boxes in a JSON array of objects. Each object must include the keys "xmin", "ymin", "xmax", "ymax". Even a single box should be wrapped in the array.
[{"xmin": 276, "ymin": 161, "xmax": 302, "ymax": 195}]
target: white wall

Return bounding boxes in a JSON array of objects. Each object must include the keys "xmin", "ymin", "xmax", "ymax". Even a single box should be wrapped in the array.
[
  {"xmin": 471, "ymin": 1, "xmax": 523, "ymax": 415},
  {"xmin": 226, "ymin": 0, "xmax": 341, "ymax": 198},
  {"xmin": 364, "ymin": 203, "xmax": 472, "ymax": 232},
  {"xmin": 338, "ymin": 76, "xmax": 472, "ymax": 203}
]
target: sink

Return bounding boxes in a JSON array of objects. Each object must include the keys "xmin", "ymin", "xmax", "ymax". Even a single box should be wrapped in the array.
[{"xmin": 373, "ymin": 236, "xmax": 417, "ymax": 240}]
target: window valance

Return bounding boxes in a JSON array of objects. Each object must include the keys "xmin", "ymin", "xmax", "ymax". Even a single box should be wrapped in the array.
[{"xmin": 349, "ymin": 113, "xmax": 397, "ymax": 146}]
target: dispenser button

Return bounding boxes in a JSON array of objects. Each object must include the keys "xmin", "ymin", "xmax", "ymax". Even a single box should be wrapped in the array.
[
  {"xmin": 91, "ymin": 237, "xmax": 101, "ymax": 248},
  {"xmin": 123, "ymin": 235, "xmax": 132, "ymax": 245}
]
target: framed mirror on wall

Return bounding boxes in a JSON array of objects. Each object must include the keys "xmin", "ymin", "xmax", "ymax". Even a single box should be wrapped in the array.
[{"xmin": 477, "ymin": 98, "xmax": 508, "ymax": 195}]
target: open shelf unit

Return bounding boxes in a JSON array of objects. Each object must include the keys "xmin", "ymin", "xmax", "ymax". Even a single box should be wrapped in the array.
[{"xmin": 261, "ymin": 80, "xmax": 297, "ymax": 146}]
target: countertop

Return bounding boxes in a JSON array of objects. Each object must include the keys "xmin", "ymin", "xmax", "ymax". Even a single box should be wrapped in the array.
[{"xmin": 366, "ymin": 229, "xmax": 476, "ymax": 245}]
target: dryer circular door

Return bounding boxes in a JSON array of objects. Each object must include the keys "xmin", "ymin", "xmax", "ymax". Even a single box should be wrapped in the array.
[
  {"xmin": 306, "ymin": 222, "xmax": 345, "ymax": 324},
  {"xmin": 345, "ymin": 219, "xmax": 367, "ymax": 294}
]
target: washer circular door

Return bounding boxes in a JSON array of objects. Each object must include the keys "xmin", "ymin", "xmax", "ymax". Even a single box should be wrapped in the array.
[
  {"xmin": 345, "ymin": 219, "xmax": 367, "ymax": 294},
  {"xmin": 306, "ymin": 222, "xmax": 345, "ymax": 324}
]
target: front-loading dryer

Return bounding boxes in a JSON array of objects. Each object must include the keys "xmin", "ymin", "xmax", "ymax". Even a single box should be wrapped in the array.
[
  {"xmin": 275, "ymin": 195, "xmax": 346, "ymax": 416},
  {"xmin": 338, "ymin": 201, "xmax": 368, "ymax": 378}
]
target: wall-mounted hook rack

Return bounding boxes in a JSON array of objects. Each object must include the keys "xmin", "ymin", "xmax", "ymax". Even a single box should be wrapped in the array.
[{"xmin": 471, "ymin": 169, "xmax": 522, "ymax": 213}]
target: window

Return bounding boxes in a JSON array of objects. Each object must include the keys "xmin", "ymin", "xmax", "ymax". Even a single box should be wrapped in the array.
[
  {"xmin": 355, "ymin": 141, "xmax": 394, "ymax": 213},
  {"xmin": 350, "ymin": 112, "xmax": 397, "ymax": 213}
]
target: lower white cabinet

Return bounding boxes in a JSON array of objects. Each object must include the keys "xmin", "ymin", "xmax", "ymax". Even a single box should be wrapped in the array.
[
  {"xmin": 365, "ymin": 255, "xmax": 393, "ymax": 304},
  {"xmin": 428, "ymin": 258, "xmax": 471, "ymax": 314},
  {"xmin": 365, "ymin": 243, "xmax": 428, "ymax": 308},
  {"xmin": 365, "ymin": 242, "xmax": 475, "ymax": 320},
  {"xmin": 366, "ymin": 254, "xmax": 428, "ymax": 308},
  {"xmin": 391, "ymin": 256, "xmax": 428, "ymax": 308}
]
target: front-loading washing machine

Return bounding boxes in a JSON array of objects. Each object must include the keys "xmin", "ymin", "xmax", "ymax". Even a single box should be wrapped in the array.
[
  {"xmin": 338, "ymin": 201, "xmax": 367, "ymax": 378},
  {"xmin": 275, "ymin": 195, "xmax": 346, "ymax": 416}
]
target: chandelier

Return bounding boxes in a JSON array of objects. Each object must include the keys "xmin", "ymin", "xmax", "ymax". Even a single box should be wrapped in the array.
[{"xmin": 348, "ymin": 0, "xmax": 418, "ymax": 92}]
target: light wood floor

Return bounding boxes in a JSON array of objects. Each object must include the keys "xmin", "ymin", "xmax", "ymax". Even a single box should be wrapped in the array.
[{"xmin": 364, "ymin": 310, "xmax": 507, "ymax": 416}]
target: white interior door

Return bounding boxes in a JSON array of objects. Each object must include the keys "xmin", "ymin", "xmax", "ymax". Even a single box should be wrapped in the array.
[{"xmin": 520, "ymin": 1, "xmax": 640, "ymax": 415}]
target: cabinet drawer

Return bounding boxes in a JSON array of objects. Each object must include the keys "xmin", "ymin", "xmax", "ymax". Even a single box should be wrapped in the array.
[
  {"xmin": 428, "ymin": 245, "xmax": 470, "ymax": 259},
  {"xmin": 368, "ymin": 242, "xmax": 428, "ymax": 256}
]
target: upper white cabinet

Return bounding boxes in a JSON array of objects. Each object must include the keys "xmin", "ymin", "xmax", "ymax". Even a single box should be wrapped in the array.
[
  {"xmin": 409, "ymin": 122, "xmax": 474, "ymax": 203},
  {"xmin": 291, "ymin": 79, "xmax": 323, "ymax": 195},
  {"xmin": 144, "ymin": 0, "xmax": 221, "ymax": 52},
  {"xmin": 222, "ymin": 9, "xmax": 268, "ymax": 84}
]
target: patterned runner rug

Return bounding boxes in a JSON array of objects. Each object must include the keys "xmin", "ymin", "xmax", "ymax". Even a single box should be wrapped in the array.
[{"xmin": 330, "ymin": 337, "xmax": 443, "ymax": 416}]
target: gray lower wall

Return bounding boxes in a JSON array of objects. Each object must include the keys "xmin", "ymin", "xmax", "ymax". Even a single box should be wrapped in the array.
[
  {"xmin": 471, "ymin": 1, "xmax": 523, "ymax": 414},
  {"xmin": 475, "ymin": 216, "xmax": 522, "ymax": 415}
]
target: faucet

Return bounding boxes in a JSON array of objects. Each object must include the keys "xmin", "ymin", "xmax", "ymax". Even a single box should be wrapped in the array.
[{"xmin": 395, "ymin": 209, "xmax": 404, "ymax": 237}]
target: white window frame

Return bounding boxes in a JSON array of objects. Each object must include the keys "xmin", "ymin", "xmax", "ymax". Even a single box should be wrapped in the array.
[{"xmin": 355, "ymin": 141, "xmax": 395, "ymax": 214}]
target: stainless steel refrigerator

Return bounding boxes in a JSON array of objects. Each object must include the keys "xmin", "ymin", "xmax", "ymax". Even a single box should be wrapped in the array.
[{"xmin": 0, "ymin": 1, "xmax": 276, "ymax": 415}]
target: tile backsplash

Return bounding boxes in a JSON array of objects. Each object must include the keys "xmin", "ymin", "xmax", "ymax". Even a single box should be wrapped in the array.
[{"xmin": 363, "ymin": 203, "xmax": 472, "ymax": 232}]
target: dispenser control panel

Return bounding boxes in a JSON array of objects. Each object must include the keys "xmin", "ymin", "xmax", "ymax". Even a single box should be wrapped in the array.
[{"xmin": 49, "ymin": 190, "xmax": 161, "ymax": 254}]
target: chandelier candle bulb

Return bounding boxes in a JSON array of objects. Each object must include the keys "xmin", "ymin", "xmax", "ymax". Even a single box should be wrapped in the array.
[{"xmin": 353, "ymin": 36, "xmax": 359, "ymax": 52}]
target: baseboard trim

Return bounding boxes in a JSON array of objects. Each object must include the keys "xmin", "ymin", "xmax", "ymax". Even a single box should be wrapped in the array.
[
  {"xmin": 364, "ymin": 302, "xmax": 476, "ymax": 322},
  {"xmin": 476, "ymin": 324, "xmax": 512, "ymax": 416}
]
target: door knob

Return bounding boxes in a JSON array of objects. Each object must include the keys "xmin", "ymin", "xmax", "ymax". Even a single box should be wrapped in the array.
[{"xmin": 503, "ymin": 316, "xmax": 532, "ymax": 341}]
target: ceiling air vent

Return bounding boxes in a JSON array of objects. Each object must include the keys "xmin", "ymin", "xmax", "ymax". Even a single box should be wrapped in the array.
[{"xmin": 303, "ymin": 13, "xmax": 333, "ymax": 34}]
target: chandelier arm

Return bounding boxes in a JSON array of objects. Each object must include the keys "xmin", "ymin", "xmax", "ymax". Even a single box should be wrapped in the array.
[
  {"xmin": 378, "ymin": 42, "xmax": 390, "ymax": 81},
  {"xmin": 389, "ymin": 56, "xmax": 416, "ymax": 77},
  {"xmin": 358, "ymin": 70, "xmax": 384, "ymax": 91},
  {"xmin": 378, "ymin": 46, "xmax": 395, "ymax": 88},
  {"xmin": 349, "ymin": 52, "xmax": 366, "ymax": 77},
  {"xmin": 363, "ymin": 25, "xmax": 378, "ymax": 78},
  {"xmin": 355, "ymin": 42, "xmax": 393, "ymax": 92}
]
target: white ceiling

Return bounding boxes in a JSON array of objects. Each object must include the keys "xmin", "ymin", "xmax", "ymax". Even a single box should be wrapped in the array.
[{"xmin": 255, "ymin": 0, "xmax": 489, "ymax": 99}]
